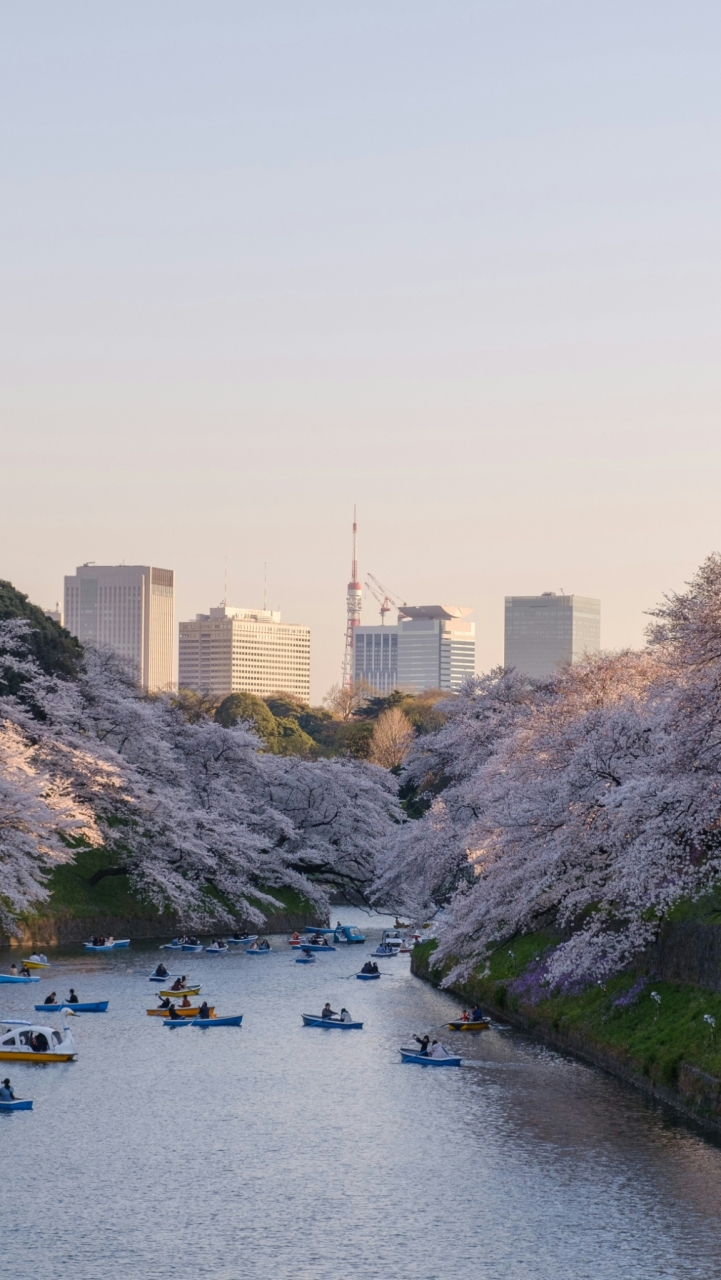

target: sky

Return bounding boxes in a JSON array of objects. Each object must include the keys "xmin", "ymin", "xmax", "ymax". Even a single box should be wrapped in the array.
[{"xmin": 2, "ymin": 2, "xmax": 721, "ymax": 701}]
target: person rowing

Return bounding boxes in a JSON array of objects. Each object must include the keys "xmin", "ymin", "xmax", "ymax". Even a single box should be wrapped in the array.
[
  {"xmin": 413, "ymin": 1034, "xmax": 430, "ymax": 1055},
  {"xmin": 321, "ymin": 1002, "xmax": 338, "ymax": 1021},
  {"xmin": 171, "ymin": 975, "xmax": 187, "ymax": 991},
  {"xmin": 179, "ymin": 993, "xmax": 192, "ymax": 1008},
  {"xmin": 158, "ymin": 997, "xmax": 171, "ymax": 1009},
  {"xmin": 167, "ymin": 1003, "xmax": 183, "ymax": 1020},
  {"xmin": 360, "ymin": 961, "xmax": 375, "ymax": 974},
  {"xmin": 0, "ymin": 1078, "xmax": 15, "ymax": 1101},
  {"xmin": 19, "ymin": 964, "xmax": 30, "ymax": 977},
  {"xmin": 67, "ymin": 989, "xmax": 79, "ymax": 1004},
  {"xmin": 198, "ymin": 1001, "xmax": 210, "ymax": 1019},
  {"xmin": 154, "ymin": 963, "xmax": 168, "ymax": 978},
  {"xmin": 471, "ymin": 1007, "xmax": 485, "ymax": 1022}
]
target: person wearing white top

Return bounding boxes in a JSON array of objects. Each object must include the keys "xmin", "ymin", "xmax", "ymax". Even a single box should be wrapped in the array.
[
  {"xmin": 430, "ymin": 1041, "xmax": 450, "ymax": 1059},
  {"xmin": 340, "ymin": 1008, "xmax": 353, "ymax": 1023}
]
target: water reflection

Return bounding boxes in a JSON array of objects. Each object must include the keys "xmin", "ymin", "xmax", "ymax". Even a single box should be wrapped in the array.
[{"xmin": 1, "ymin": 911, "xmax": 720, "ymax": 1280}]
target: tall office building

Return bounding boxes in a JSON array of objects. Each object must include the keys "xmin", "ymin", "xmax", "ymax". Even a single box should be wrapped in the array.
[
  {"xmin": 353, "ymin": 605, "xmax": 475, "ymax": 694},
  {"xmin": 504, "ymin": 593, "xmax": 600, "ymax": 679},
  {"xmin": 64, "ymin": 564, "xmax": 174, "ymax": 692},
  {"xmin": 178, "ymin": 605, "xmax": 311, "ymax": 701}
]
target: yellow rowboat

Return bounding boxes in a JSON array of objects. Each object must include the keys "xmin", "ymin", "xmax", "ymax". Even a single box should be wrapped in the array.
[
  {"xmin": 146, "ymin": 1006, "xmax": 214, "ymax": 1018},
  {"xmin": 447, "ymin": 1019, "xmax": 491, "ymax": 1032},
  {"xmin": 158, "ymin": 986, "xmax": 201, "ymax": 999},
  {"xmin": 21, "ymin": 959, "xmax": 51, "ymax": 970}
]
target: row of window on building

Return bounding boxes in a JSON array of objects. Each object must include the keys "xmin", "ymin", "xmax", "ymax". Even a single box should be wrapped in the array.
[{"xmin": 58, "ymin": 565, "xmax": 600, "ymax": 697}]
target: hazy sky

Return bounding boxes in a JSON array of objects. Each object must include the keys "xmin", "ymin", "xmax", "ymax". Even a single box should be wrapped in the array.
[{"xmin": 3, "ymin": 2, "xmax": 721, "ymax": 700}]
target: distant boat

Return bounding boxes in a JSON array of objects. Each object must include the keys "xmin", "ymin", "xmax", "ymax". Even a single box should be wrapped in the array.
[
  {"xmin": 246, "ymin": 945, "xmax": 272, "ymax": 955},
  {"xmin": 333, "ymin": 925, "xmax": 366, "ymax": 944},
  {"xmin": 447, "ymin": 1018, "xmax": 490, "ymax": 1032},
  {"xmin": 291, "ymin": 943, "xmax": 336, "ymax": 952},
  {"xmin": 399, "ymin": 1048, "xmax": 461, "ymax": 1066},
  {"xmin": 84, "ymin": 940, "xmax": 129, "ymax": 952},
  {"xmin": 35, "ymin": 1001, "xmax": 108, "ymax": 1013},
  {"xmin": 356, "ymin": 972, "xmax": 381, "ymax": 980},
  {"xmin": 226, "ymin": 935, "xmax": 257, "ymax": 945},
  {"xmin": 0, "ymin": 1018, "xmax": 77, "ymax": 1063},
  {"xmin": 0, "ymin": 1098, "xmax": 33, "ymax": 1111},
  {"xmin": 21, "ymin": 958, "xmax": 51, "ymax": 969},
  {"xmin": 301, "ymin": 1014, "xmax": 363, "ymax": 1029},
  {"xmin": 146, "ymin": 1005, "xmax": 214, "ymax": 1018},
  {"xmin": 295, "ymin": 955, "xmax": 316, "ymax": 964},
  {"xmin": 205, "ymin": 945, "xmax": 228, "ymax": 955},
  {"xmin": 158, "ymin": 985, "xmax": 201, "ymax": 998},
  {"xmin": 164, "ymin": 1014, "xmax": 243, "ymax": 1028},
  {"xmin": 0, "ymin": 975, "xmax": 39, "ymax": 985},
  {"xmin": 371, "ymin": 946, "xmax": 396, "ymax": 957}
]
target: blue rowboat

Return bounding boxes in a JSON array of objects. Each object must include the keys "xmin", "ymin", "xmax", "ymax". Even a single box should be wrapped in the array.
[
  {"xmin": 181, "ymin": 944, "xmax": 203, "ymax": 953},
  {"xmin": 161, "ymin": 942, "xmax": 184, "ymax": 951},
  {"xmin": 205, "ymin": 946, "xmax": 228, "ymax": 955},
  {"xmin": 0, "ymin": 1099, "xmax": 33, "ymax": 1111},
  {"xmin": 226, "ymin": 935, "xmax": 257, "ymax": 945},
  {"xmin": 291, "ymin": 943, "xmax": 336, "ymax": 953},
  {"xmin": 399, "ymin": 1048, "xmax": 461, "ymax": 1066},
  {"xmin": 301, "ymin": 1014, "xmax": 363, "ymax": 1029},
  {"xmin": 303, "ymin": 927, "xmax": 336, "ymax": 935},
  {"xmin": 295, "ymin": 956, "xmax": 316, "ymax": 964},
  {"xmin": 35, "ymin": 1001, "xmax": 108, "ymax": 1013},
  {"xmin": 246, "ymin": 947, "xmax": 272, "ymax": 955},
  {"xmin": 0, "ymin": 975, "xmax": 39, "ymax": 984},
  {"xmin": 164, "ymin": 1014, "xmax": 243, "ymax": 1027},
  {"xmin": 84, "ymin": 940, "xmax": 130, "ymax": 952},
  {"xmin": 372, "ymin": 947, "xmax": 396, "ymax": 957},
  {"xmin": 356, "ymin": 972, "xmax": 381, "ymax": 980}
]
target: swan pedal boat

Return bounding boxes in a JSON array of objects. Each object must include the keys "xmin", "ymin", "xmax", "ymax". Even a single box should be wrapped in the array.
[
  {"xmin": 21, "ymin": 959, "xmax": 51, "ymax": 969},
  {"xmin": 399, "ymin": 1048, "xmax": 461, "ymax": 1066},
  {"xmin": 302, "ymin": 1014, "xmax": 363, "ymax": 1029},
  {"xmin": 246, "ymin": 946, "xmax": 272, "ymax": 955},
  {"xmin": 147, "ymin": 1005, "xmax": 214, "ymax": 1017},
  {"xmin": 84, "ymin": 940, "xmax": 129, "ymax": 951},
  {"xmin": 447, "ymin": 1018, "xmax": 490, "ymax": 1031},
  {"xmin": 163, "ymin": 1014, "xmax": 243, "ymax": 1027},
  {"xmin": 356, "ymin": 972, "xmax": 381, "ymax": 980},
  {"xmin": 0, "ymin": 1020, "xmax": 77, "ymax": 1063},
  {"xmin": 35, "ymin": 1001, "xmax": 108, "ymax": 1013},
  {"xmin": 0, "ymin": 974, "xmax": 39, "ymax": 984},
  {"xmin": 225, "ymin": 935, "xmax": 257, "ymax": 945},
  {"xmin": 0, "ymin": 1098, "xmax": 33, "ymax": 1111},
  {"xmin": 158, "ymin": 985, "xmax": 201, "ymax": 998}
]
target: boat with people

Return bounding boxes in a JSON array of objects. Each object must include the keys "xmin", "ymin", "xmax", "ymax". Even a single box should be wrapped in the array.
[
  {"xmin": 0, "ymin": 974, "xmax": 39, "ymax": 984},
  {"xmin": 291, "ymin": 941, "xmax": 336, "ymax": 952},
  {"xmin": 380, "ymin": 930, "xmax": 403, "ymax": 952},
  {"xmin": 35, "ymin": 1001, "xmax": 108, "ymax": 1013},
  {"xmin": 333, "ymin": 924, "xmax": 365, "ymax": 944},
  {"xmin": 295, "ymin": 949, "xmax": 316, "ymax": 964},
  {"xmin": 246, "ymin": 940, "xmax": 272, "ymax": 954},
  {"xmin": 84, "ymin": 937, "xmax": 130, "ymax": 952},
  {"xmin": 164, "ymin": 1013, "xmax": 243, "ymax": 1028},
  {"xmin": 161, "ymin": 937, "xmax": 202, "ymax": 952},
  {"xmin": 399, "ymin": 1046, "xmax": 461, "ymax": 1066},
  {"xmin": 225, "ymin": 934, "xmax": 257, "ymax": 945},
  {"xmin": 0, "ymin": 1098, "xmax": 33, "ymax": 1111},
  {"xmin": 22, "ymin": 954, "xmax": 50, "ymax": 969},
  {"xmin": 205, "ymin": 942, "xmax": 228, "ymax": 955},
  {"xmin": 146, "ymin": 1004, "xmax": 214, "ymax": 1018},
  {"xmin": 302, "ymin": 1010, "xmax": 363, "ymax": 1029},
  {"xmin": 447, "ymin": 1013, "xmax": 491, "ymax": 1031},
  {"xmin": 0, "ymin": 1018, "xmax": 77, "ymax": 1063},
  {"xmin": 158, "ymin": 985, "xmax": 201, "ymax": 998},
  {"xmin": 371, "ymin": 945, "xmax": 396, "ymax": 957}
]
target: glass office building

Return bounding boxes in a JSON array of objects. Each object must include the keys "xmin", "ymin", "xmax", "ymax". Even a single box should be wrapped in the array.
[
  {"xmin": 353, "ymin": 605, "xmax": 475, "ymax": 694},
  {"xmin": 504, "ymin": 593, "xmax": 600, "ymax": 679},
  {"xmin": 64, "ymin": 563, "xmax": 174, "ymax": 692}
]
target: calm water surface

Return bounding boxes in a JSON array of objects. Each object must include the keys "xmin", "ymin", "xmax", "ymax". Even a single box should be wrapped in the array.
[{"xmin": 2, "ymin": 911, "xmax": 721, "ymax": 1280}]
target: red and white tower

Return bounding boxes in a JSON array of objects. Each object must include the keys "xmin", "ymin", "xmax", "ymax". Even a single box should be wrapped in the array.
[{"xmin": 342, "ymin": 507, "xmax": 362, "ymax": 687}]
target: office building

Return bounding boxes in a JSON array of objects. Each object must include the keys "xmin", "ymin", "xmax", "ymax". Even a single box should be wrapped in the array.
[
  {"xmin": 353, "ymin": 605, "xmax": 475, "ymax": 695},
  {"xmin": 504, "ymin": 593, "xmax": 600, "ymax": 679},
  {"xmin": 64, "ymin": 564, "xmax": 174, "ymax": 692},
  {"xmin": 178, "ymin": 605, "xmax": 311, "ymax": 701}
]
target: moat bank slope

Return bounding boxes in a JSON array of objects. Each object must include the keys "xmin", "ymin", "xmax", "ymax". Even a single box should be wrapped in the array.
[{"xmin": 412, "ymin": 924, "xmax": 721, "ymax": 1137}]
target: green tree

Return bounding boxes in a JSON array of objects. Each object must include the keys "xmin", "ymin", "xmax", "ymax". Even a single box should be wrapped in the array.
[
  {"xmin": 215, "ymin": 692, "xmax": 279, "ymax": 750},
  {"xmin": 0, "ymin": 580, "xmax": 82, "ymax": 682}
]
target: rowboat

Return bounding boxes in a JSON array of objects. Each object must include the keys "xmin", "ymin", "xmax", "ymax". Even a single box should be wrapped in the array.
[
  {"xmin": 149, "ymin": 973, "xmax": 174, "ymax": 982},
  {"xmin": 35, "ymin": 1001, "xmax": 108, "ymax": 1013},
  {"xmin": 356, "ymin": 972, "xmax": 381, "ymax": 980},
  {"xmin": 0, "ymin": 975, "xmax": 39, "ymax": 985},
  {"xmin": 164, "ymin": 1014, "xmax": 243, "ymax": 1028},
  {"xmin": 246, "ymin": 946, "xmax": 272, "ymax": 955},
  {"xmin": 146, "ymin": 1005, "xmax": 214, "ymax": 1018},
  {"xmin": 372, "ymin": 946, "xmax": 395, "ymax": 957},
  {"xmin": 447, "ymin": 1019, "xmax": 490, "ymax": 1032},
  {"xmin": 181, "ymin": 944, "xmax": 203, "ymax": 953},
  {"xmin": 161, "ymin": 942, "xmax": 184, "ymax": 951},
  {"xmin": 295, "ymin": 955, "xmax": 316, "ymax": 964},
  {"xmin": 400, "ymin": 1048, "xmax": 461, "ymax": 1066},
  {"xmin": 159, "ymin": 985, "xmax": 201, "ymax": 998},
  {"xmin": 0, "ymin": 1019, "xmax": 77, "ymax": 1063},
  {"xmin": 301, "ymin": 1014, "xmax": 363, "ymax": 1029},
  {"xmin": 226, "ymin": 935, "xmax": 257, "ymax": 945},
  {"xmin": 84, "ymin": 940, "xmax": 130, "ymax": 952},
  {"xmin": 21, "ymin": 959, "xmax": 50, "ymax": 969},
  {"xmin": 205, "ymin": 945, "xmax": 228, "ymax": 955},
  {"xmin": 290, "ymin": 943, "xmax": 336, "ymax": 953},
  {"xmin": 0, "ymin": 1099, "xmax": 33, "ymax": 1111}
]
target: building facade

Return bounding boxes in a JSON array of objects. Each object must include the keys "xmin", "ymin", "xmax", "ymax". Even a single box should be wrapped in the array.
[
  {"xmin": 64, "ymin": 564, "xmax": 174, "ymax": 692},
  {"xmin": 504, "ymin": 593, "xmax": 600, "ymax": 679},
  {"xmin": 178, "ymin": 606, "xmax": 311, "ymax": 702},
  {"xmin": 353, "ymin": 605, "xmax": 475, "ymax": 695}
]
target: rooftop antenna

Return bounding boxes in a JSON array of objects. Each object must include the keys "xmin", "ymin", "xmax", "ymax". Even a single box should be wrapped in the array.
[
  {"xmin": 342, "ymin": 506, "xmax": 362, "ymax": 687},
  {"xmin": 264, "ymin": 562, "xmax": 267, "ymax": 611},
  {"xmin": 223, "ymin": 555, "xmax": 227, "ymax": 607}
]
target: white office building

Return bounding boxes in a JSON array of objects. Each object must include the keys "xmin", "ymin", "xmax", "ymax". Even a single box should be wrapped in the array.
[
  {"xmin": 178, "ymin": 606, "xmax": 311, "ymax": 701},
  {"xmin": 504, "ymin": 593, "xmax": 600, "ymax": 679},
  {"xmin": 64, "ymin": 564, "xmax": 174, "ymax": 692},
  {"xmin": 353, "ymin": 605, "xmax": 475, "ymax": 695}
]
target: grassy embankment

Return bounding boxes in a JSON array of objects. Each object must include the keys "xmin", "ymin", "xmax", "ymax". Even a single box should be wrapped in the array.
[{"xmin": 412, "ymin": 925, "xmax": 721, "ymax": 1125}]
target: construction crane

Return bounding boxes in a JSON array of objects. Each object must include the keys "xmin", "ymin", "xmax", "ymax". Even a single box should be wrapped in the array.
[{"xmin": 365, "ymin": 573, "xmax": 407, "ymax": 625}]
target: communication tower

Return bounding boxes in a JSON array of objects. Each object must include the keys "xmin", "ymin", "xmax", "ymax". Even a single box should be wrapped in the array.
[{"xmin": 342, "ymin": 507, "xmax": 362, "ymax": 687}]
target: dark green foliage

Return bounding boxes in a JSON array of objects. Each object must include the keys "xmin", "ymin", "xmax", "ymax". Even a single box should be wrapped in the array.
[
  {"xmin": 215, "ymin": 692, "xmax": 278, "ymax": 747},
  {"xmin": 0, "ymin": 580, "xmax": 82, "ymax": 687},
  {"xmin": 274, "ymin": 717, "xmax": 315, "ymax": 757}
]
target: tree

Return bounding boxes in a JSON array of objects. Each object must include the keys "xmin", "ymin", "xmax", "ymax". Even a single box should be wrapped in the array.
[
  {"xmin": 369, "ymin": 707, "xmax": 414, "ymax": 770},
  {"xmin": 215, "ymin": 692, "xmax": 279, "ymax": 749},
  {"xmin": 323, "ymin": 681, "xmax": 373, "ymax": 722},
  {"xmin": 172, "ymin": 688, "xmax": 223, "ymax": 723}
]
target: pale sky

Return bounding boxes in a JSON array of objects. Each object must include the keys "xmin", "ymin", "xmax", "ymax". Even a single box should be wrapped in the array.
[{"xmin": 2, "ymin": 2, "xmax": 721, "ymax": 701}]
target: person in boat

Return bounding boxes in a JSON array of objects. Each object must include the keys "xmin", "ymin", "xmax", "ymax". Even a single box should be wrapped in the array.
[
  {"xmin": 340, "ymin": 1008, "xmax": 353, "ymax": 1023},
  {"xmin": 179, "ymin": 994, "xmax": 192, "ymax": 1008},
  {"xmin": 171, "ymin": 976, "xmax": 187, "ymax": 991},
  {"xmin": 19, "ymin": 964, "xmax": 31, "ymax": 977},
  {"xmin": 360, "ymin": 961, "xmax": 374, "ymax": 974},
  {"xmin": 9, "ymin": 963, "xmax": 18, "ymax": 976},
  {"xmin": 321, "ymin": 1002, "xmax": 337, "ymax": 1021},
  {"xmin": 39, "ymin": 953, "xmax": 48, "ymax": 964},
  {"xmin": 67, "ymin": 989, "xmax": 79, "ymax": 1004},
  {"xmin": 198, "ymin": 1001, "xmax": 210, "ymax": 1020},
  {"xmin": 167, "ymin": 1003, "xmax": 184, "ymax": 1020},
  {"xmin": 413, "ymin": 1034, "xmax": 430, "ymax": 1055},
  {"xmin": 259, "ymin": 939, "xmax": 270, "ymax": 950},
  {"xmin": 301, "ymin": 946, "xmax": 313, "ymax": 958},
  {"xmin": 158, "ymin": 997, "xmax": 171, "ymax": 1009},
  {"xmin": 0, "ymin": 1078, "xmax": 15, "ymax": 1101},
  {"xmin": 471, "ymin": 1007, "xmax": 485, "ymax": 1022},
  {"xmin": 290, "ymin": 932, "xmax": 301, "ymax": 944},
  {"xmin": 372, "ymin": 962, "xmax": 379, "ymax": 973},
  {"xmin": 311, "ymin": 933, "xmax": 324, "ymax": 946},
  {"xmin": 29, "ymin": 953, "xmax": 42, "ymax": 964},
  {"xmin": 154, "ymin": 963, "xmax": 168, "ymax": 978},
  {"xmin": 31, "ymin": 1031, "xmax": 49, "ymax": 1052},
  {"xmin": 460, "ymin": 1010, "xmax": 470, "ymax": 1023},
  {"xmin": 44, "ymin": 991, "xmax": 57, "ymax": 1005},
  {"xmin": 430, "ymin": 1040, "xmax": 450, "ymax": 1059}
]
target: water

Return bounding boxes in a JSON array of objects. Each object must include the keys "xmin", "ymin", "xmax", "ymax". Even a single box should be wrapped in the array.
[{"xmin": 2, "ymin": 911, "xmax": 721, "ymax": 1280}]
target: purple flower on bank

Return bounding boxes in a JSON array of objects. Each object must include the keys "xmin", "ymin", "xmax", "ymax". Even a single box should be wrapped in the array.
[{"xmin": 612, "ymin": 977, "xmax": 647, "ymax": 1008}]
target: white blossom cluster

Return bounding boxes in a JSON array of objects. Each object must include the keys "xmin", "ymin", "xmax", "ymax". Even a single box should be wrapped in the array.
[
  {"xmin": 0, "ymin": 621, "xmax": 402, "ymax": 933},
  {"xmin": 373, "ymin": 555, "xmax": 721, "ymax": 988}
]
